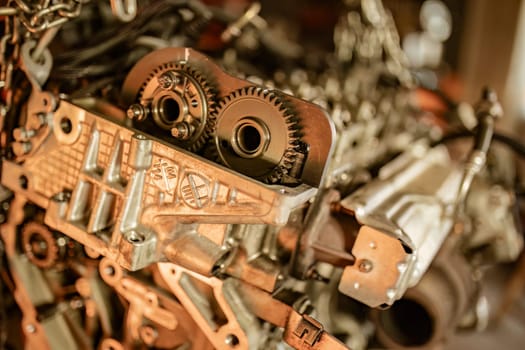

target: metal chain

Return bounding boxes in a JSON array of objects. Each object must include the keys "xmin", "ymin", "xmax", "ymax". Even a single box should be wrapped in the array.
[
  {"xmin": 14, "ymin": 0, "xmax": 89, "ymax": 34},
  {"xmin": 0, "ymin": 11, "xmax": 21, "ymax": 110}
]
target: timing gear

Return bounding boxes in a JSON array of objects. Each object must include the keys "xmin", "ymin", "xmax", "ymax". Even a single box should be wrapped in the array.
[
  {"xmin": 136, "ymin": 61, "xmax": 217, "ymax": 152},
  {"xmin": 21, "ymin": 222, "xmax": 59, "ymax": 269},
  {"xmin": 213, "ymin": 86, "xmax": 303, "ymax": 184}
]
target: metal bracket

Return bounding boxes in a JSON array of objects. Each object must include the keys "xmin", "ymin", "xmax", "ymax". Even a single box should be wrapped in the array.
[{"xmin": 293, "ymin": 314, "xmax": 324, "ymax": 346}]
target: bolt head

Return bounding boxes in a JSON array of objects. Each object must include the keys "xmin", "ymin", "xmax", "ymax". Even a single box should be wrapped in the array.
[
  {"xmin": 358, "ymin": 259, "xmax": 373, "ymax": 273},
  {"xmin": 158, "ymin": 72, "xmax": 179, "ymax": 90},
  {"xmin": 127, "ymin": 104, "xmax": 147, "ymax": 121},
  {"xmin": 171, "ymin": 122, "xmax": 192, "ymax": 140},
  {"xmin": 25, "ymin": 324, "xmax": 36, "ymax": 333}
]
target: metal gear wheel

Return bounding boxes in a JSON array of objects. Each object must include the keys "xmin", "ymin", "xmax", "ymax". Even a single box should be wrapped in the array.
[
  {"xmin": 21, "ymin": 222, "xmax": 59, "ymax": 269},
  {"xmin": 213, "ymin": 86, "xmax": 302, "ymax": 183},
  {"xmin": 137, "ymin": 61, "xmax": 217, "ymax": 152}
]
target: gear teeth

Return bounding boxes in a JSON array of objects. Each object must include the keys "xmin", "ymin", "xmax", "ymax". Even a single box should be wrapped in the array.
[
  {"xmin": 212, "ymin": 86, "xmax": 303, "ymax": 184},
  {"xmin": 137, "ymin": 61, "xmax": 217, "ymax": 153}
]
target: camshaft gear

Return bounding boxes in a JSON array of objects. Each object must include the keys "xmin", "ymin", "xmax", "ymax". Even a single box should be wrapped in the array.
[
  {"xmin": 213, "ymin": 86, "xmax": 303, "ymax": 183},
  {"xmin": 136, "ymin": 61, "xmax": 217, "ymax": 152}
]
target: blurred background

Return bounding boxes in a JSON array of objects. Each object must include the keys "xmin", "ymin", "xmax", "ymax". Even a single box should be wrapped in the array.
[
  {"xmin": 204, "ymin": 0, "xmax": 525, "ymax": 348},
  {"xmin": 207, "ymin": 0, "xmax": 525, "ymax": 127}
]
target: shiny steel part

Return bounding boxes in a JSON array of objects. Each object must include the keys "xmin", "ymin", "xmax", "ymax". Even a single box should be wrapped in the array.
[
  {"xmin": 214, "ymin": 86, "xmax": 302, "ymax": 183},
  {"xmin": 337, "ymin": 145, "xmax": 463, "ymax": 307},
  {"xmin": 464, "ymin": 182, "xmax": 523, "ymax": 263},
  {"xmin": 110, "ymin": 0, "xmax": 137, "ymax": 22},
  {"xmin": 135, "ymin": 61, "xmax": 217, "ymax": 152},
  {"xmin": 122, "ymin": 47, "xmax": 335, "ymax": 188}
]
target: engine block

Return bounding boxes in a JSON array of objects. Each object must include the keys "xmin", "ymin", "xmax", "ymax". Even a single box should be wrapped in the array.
[{"xmin": 0, "ymin": 1, "xmax": 523, "ymax": 350}]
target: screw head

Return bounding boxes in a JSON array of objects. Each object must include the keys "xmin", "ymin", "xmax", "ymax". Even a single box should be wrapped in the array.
[
  {"xmin": 12, "ymin": 141, "xmax": 32, "ymax": 156},
  {"xmin": 358, "ymin": 259, "xmax": 373, "ymax": 273},
  {"xmin": 171, "ymin": 122, "xmax": 192, "ymax": 140},
  {"xmin": 127, "ymin": 104, "xmax": 148, "ymax": 121},
  {"xmin": 225, "ymin": 334, "xmax": 239, "ymax": 346},
  {"xmin": 25, "ymin": 324, "xmax": 36, "ymax": 333},
  {"xmin": 158, "ymin": 72, "xmax": 179, "ymax": 90}
]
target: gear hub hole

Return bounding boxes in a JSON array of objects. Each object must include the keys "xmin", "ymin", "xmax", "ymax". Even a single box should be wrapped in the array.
[
  {"xmin": 160, "ymin": 97, "xmax": 181, "ymax": 124},
  {"xmin": 231, "ymin": 118, "xmax": 269, "ymax": 159},
  {"xmin": 238, "ymin": 124, "xmax": 261, "ymax": 154}
]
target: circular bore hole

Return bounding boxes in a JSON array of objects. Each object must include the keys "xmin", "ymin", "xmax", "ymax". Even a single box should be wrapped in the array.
[
  {"xmin": 28, "ymin": 233, "xmax": 49, "ymax": 261},
  {"xmin": 104, "ymin": 265, "xmax": 116, "ymax": 276},
  {"xmin": 19, "ymin": 175, "xmax": 28, "ymax": 189},
  {"xmin": 127, "ymin": 231, "xmax": 145, "ymax": 244},
  {"xmin": 60, "ymin": 117, "xmax": 73, "ymax": 134},
  {"xmin": 236, "ymin": 124, "xmax": 262, "ymax": 154},
  {"xmin": 160, "ymin": 97, "xmax": 181, "ymax": 124},
  {"xmin": 378, "ymin": 298, "xmax": 434, "ymax": 347}
]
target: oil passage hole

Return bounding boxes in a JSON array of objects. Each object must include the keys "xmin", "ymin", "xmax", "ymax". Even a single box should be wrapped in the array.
[{"xmin": 127, "ymin": 231, "xmax": 145, "ymax": 244}]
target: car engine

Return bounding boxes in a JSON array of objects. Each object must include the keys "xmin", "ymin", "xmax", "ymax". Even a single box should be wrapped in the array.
[{"xmin": 0, "ymin": 0, "xmax": 524, "ymax": 349}]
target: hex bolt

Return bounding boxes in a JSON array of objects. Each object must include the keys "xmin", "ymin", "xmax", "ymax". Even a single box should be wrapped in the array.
[
  {"xmin": 171, "ymin": 121, "xmax": 192, "ymax": 140},
  {"xmin": 12, "ymin": 141, "xmax": 32, "ymax": 156},
  {"xmin": 13, "ymin": 127, "xmax": 36, "ymax": 141},
  {"xmin": 358, "ymin": 259, "xmax": 373, "ymax": 273},
  {"xmin": 25, "ymin": 324, "xmax": 36, "ymax": 334},
  {"xmin": 225, "ymin": 334, "xmax": 239, "ymax": 347},
  {"xmin": 127, "ymin": 104, "xmax": 148, "ymax": 121},
  {"xmin": 158, "ymin": 72, "xmax": 179, "ymax": 90}
]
